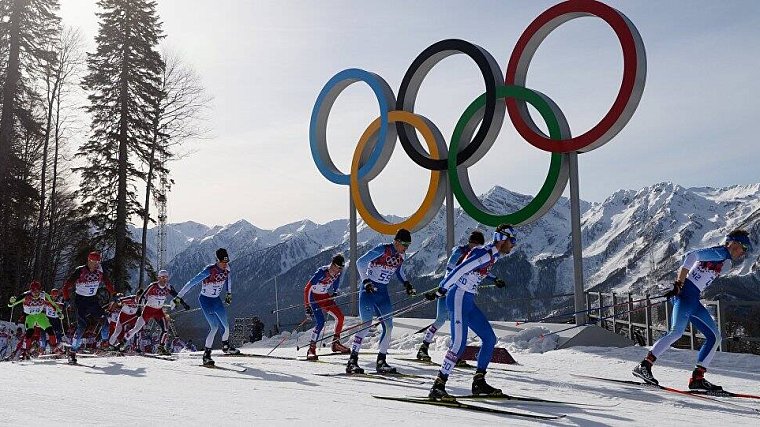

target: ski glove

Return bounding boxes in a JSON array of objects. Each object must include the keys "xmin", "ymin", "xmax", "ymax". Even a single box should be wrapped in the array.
[
  {"xmin": 305, "ymin": 305, "xmax": 314, "ymax": 320},
  {"xmin": 363, "ymin": 279, "xmax": 376, "ymax": 294},
  {"xmin": 424, "ymin": 287, "xmax": 447, "ymax": 301},
  {"xmin": 173, "ymin": 297, "xmax": 190, "ymax": 311},
  {"xmin": 663, "ymin": 280, "xmax": 683, "ymax": 299},
  {"xmin": 8, "ymin": 296, "xmax": 16, "ymax": 304},
  {"xmin": 224, "ymin": 293, "xmax": 232, "ymax": 305},
  {"xmin": 404, "ymin": 281, "xmax": 417, "ymax": 296},
  {"xmin": 493, "ymin": 278, "xmax": 507, "ymax": 289}
]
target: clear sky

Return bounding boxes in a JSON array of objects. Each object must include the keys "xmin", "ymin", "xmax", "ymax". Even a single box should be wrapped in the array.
[{"xmin": 58, "ymin": 0, "xmax": 760, "ymax": 229}]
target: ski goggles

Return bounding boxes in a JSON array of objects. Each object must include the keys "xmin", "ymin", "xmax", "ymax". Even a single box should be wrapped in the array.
[
  {"xmin": 397, "ymin": 240, "xmax": 412, "ymax": 248},
  {"xmin": 493, "ymin": 228, "xmax": 517, "ymax": 244}
]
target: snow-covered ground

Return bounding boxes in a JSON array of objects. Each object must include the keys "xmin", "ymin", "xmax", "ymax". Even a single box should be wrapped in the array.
[{"xmin": 1, "ymin": 320, "xmax": 759, "ymax": 426}]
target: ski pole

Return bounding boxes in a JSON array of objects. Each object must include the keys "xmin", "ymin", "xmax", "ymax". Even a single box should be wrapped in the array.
[
  {"xmin": 270, "ymin": 286, "xmax": 408, "ymax": 315},
  {"xmin": 539, "ymin": 298, "xmax": 667, "ymax": 339},
  {"xmin": 267, "ymin": 317, "xmax": 310, "ymax": 356},
  {"xmin": 272, "ymin": 291, "xmax": 359, "ymax": 314},
  {"xmin": 411, "ymin": 292, "xmax": 578, "ymax": 334},
  {"xmin": 271, "ymin": 291, "xmax": 357, "ymax": 315},
  {"xmin": 307, "ymin": 298, "xmax": 432, "ymax": 349},
  {"xmin": 516, "ymin": 294, "xmax": 665, "ymax": 326},
  {"xmin": 313, "ymin": 290, "xmax": 427, "ymax": 348}
]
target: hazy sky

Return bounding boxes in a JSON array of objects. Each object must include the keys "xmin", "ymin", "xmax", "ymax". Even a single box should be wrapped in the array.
[{"xmin": 58, "ymin": 0, "xmax": 760, "ymax": 229}]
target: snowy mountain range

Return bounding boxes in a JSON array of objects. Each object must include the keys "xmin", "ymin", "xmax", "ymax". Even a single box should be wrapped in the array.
[{"xmin": 136, "ymin": 182, "xmax": 760, "ymax": 339}]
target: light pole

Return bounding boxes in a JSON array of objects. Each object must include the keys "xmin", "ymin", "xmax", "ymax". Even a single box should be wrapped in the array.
[{"xmin": 274, "ymin": 275, "xmax": 280, "ymax": 332}]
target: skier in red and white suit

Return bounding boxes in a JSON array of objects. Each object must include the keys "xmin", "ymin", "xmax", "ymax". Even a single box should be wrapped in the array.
[
  {"xmin": 107, "ymin": 290, "xmax": 143, "ymax": 349},
  {"xmin": 120, "ymin": 270, "xmax": 177, "ymax": 355}
]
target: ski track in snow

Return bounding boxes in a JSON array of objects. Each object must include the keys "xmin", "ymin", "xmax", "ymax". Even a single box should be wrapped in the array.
[{"xmin": 1, "ymin": 326, "xmax": 760, "ymax": 426}]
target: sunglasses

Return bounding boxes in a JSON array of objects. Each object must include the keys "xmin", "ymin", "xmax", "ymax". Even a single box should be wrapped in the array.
[
  {"xmin": 397, "ymin": 240, "xmax": 411, "ymax": 248},
  {"xmin": 333, "ymin": 264, "xmax": 344, "ymax": 269},
  {"xmin": 741, "ymin": 243, "xmax": 750, "ymax": 252}
]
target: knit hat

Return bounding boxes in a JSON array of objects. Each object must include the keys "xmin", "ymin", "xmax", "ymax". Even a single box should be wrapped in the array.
[
  {"xmin": 216, "ymin": 248, "xmax": 230, "ymax": 262},
  {"xmin": 394, "ymin": 228, "xmax": 412, "ymax": 243}
]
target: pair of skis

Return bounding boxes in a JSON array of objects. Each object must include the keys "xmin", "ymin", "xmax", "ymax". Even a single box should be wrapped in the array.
[
  {"xmin": 572, "ymin": 374, "xmax": 760, "ymax": 412},
  {"xmin": 199, "ymin": 363, "xmax": 247, "ymax": 373},
  {"xmin": 314, "ymin": 371, "xmax": 427, "ymax": 385},
  {"xmin": 395, "ymin": 357, "xmax": 539, "ymax": 373},
  {"xmin": 372, "ymin": 395, "xmax": 569, "ymax": 420}
]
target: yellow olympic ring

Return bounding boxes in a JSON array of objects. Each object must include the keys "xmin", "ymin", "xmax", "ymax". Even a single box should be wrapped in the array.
[{"xmin": 350, "ymin": 111, "xmax": 447, "ymax": 234}]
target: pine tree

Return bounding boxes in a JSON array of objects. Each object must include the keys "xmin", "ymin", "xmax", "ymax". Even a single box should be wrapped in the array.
[
  {"xmin": 0, "ymin": 0, "xmax": 60, "ymax": 308},
  {"xmin": 78, "ymin": 0, "xmax": 164, "ymax": 291}
]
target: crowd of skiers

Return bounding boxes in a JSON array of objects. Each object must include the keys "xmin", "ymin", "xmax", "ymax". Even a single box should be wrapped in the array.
[{"xmin": 3, "ymin": 224, "xmax": 753, "ymax": 400}]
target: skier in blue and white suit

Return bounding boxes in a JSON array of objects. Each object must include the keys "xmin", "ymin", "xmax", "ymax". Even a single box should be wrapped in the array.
[
  {"xmin": 633, "ymin": 229, "xmax": 753, "ymax": 391},
  {"xmin": 428, "ymin": 224, "xmax": 516, "ymax": 400},
  {"xmin": 174, "ymin": 247, "xmax": 240, "ymax": 366},
  {"xmin": 346, "ymin": 228, "xmax": 417, "ymax": 374},
  {"xmin": 417, "ymin": 230, "xmax": 506, "ymax": 362}
]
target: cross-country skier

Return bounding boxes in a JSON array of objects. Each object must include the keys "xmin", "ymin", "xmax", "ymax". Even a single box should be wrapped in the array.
[
  {"xmin": 175, "ymin": 248, "xmax": 239, "ymax": 366},
  {"xmin": 417, "ymin": 230, "xmax": 507, "ymax": 363},
  {"xmin": 304, "ymin": 254, "xmax": 350, "ymax": 360},
  {"xmin": 107, "ymin": 289, "xmax": 143, "ymax": 350},
  {"xmin": 346, "ymin": 229, "xmax": 417, "ymax": 374},
  {"xmin": 62, "ymin": 251, "xmax": 115, "ymax": 363},
  {"xmin": 121, "ymin": 270, "xmax": 178, "ymax": 355},
  {"xmin": 7, "ymin": 281, "xmax": 64, "ymax": 358},
  {"xmin": 0, "ymin": 324, "xmax": 13, "ymax": 360},
  {"xmin": 106, "ymin": 298, "xmax": 122, "ymax": 339},
  {"xmin": 428, "ymin": 224, "xmax": 517, "ymax": 399},
  {"xmin": 45, "ymin": 288, "xmax": 65, "ymax": 344},
  {"xmin": 633, "ymin": 229, "xmax": 753, "ymax": 391}
]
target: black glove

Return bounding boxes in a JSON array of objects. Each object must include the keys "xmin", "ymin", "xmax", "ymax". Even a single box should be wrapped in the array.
[
  {"xmin": 173, "ymin": 297, "xmax": 190, "ymax": 311},
  {"xmin": 329, "ymin": 290, "xmax": 340, "ymax": 299},
  {"xmin": 424, "ymin": 287, "xmax": 447, "ymax": 301},
  {"xmin": 305, "ymin": 305, "xmax": 314, "ymax": 320},
  {"xmin": 363, "ymin": 279, "xmax": 376, "ymax": 293},
  {"xmin": 224, "ymin": 292, "xmax": 232, "ymax": 305},
  {"xmin": 663, "ymin": 280, "xmax": 683, "ymax": 299},
  {"xmin": 403, "ymin": 281, "xmax": 417, "ymax": 296},
  {"xmin": 493, "ymin": 278, "xmax": 507, "ymax": 289}
]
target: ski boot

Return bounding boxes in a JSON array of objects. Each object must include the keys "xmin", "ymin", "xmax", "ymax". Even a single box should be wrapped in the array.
[
  {"xmin": 306, "ymin": 341, "xmax": 318, "ymax": 361},
  {"xmin": 156, "ymin": 344, "xmax": 172, "ymax": 356},
  {"xmin": 67, "ymin": 349, "xmax": 77, "ymax": 365},
  {"xmin": 346, "ymin": 351, "xmax": 364, "ymax": 374},
  {"xmin": 428, "ymin": 372, "xmax": 452, "ymax": 401},
  {"xmin": 53, "ymin": 343, "xmax": 66, "ymax": 355},
  {"xmin": 455, "ymin": 358, "xmax": 470, "ymax": 367},
  {"xmin": 221, "ymin": 340, "xmax": 240, "ymax": 355},
  {"xmin": 331, "ymin": 337, "xmax": 350, "ymax": 354},
  {"xmin": 416, "ymin": 341, "xmax": 432, "ymax": 362},
  {"xmin": 472, "ymin": 370, "xmax": 502, "ymax": 396},
  {"xmin": 632, "ymin": 353, "xmax": 659, "ymax": 385},
  {"xmin": 688, "ymin": 365, "xmax": 722, "ymax": 391},
  {"xmin": 202, "ymin": 347, "xmax": 215, "ymax": 366},
  {"xmin": 375, "ymin": 352, "xmax": 397, "ymax": 374}
]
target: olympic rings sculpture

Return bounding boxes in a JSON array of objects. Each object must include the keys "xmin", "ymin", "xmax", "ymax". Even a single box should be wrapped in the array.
[{"xmin": 310, "ymin": 0, "xmax": 646, "ymax": 234}]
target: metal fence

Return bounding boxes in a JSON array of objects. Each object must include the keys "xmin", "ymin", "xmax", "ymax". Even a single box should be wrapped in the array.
[{"xmin": 585, "ymin": 291, "xmax": 760, "ymax": 355}]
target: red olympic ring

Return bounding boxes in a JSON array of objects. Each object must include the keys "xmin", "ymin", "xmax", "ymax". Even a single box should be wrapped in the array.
[{"xmin": 505, "ymin": 0, "xmax": 646, "ymax": 153}]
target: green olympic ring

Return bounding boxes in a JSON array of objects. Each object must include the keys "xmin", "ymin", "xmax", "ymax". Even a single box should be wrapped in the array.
[{"xmin": 449, "ymin": 85, "xmax": 570, "ymax": 226}]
